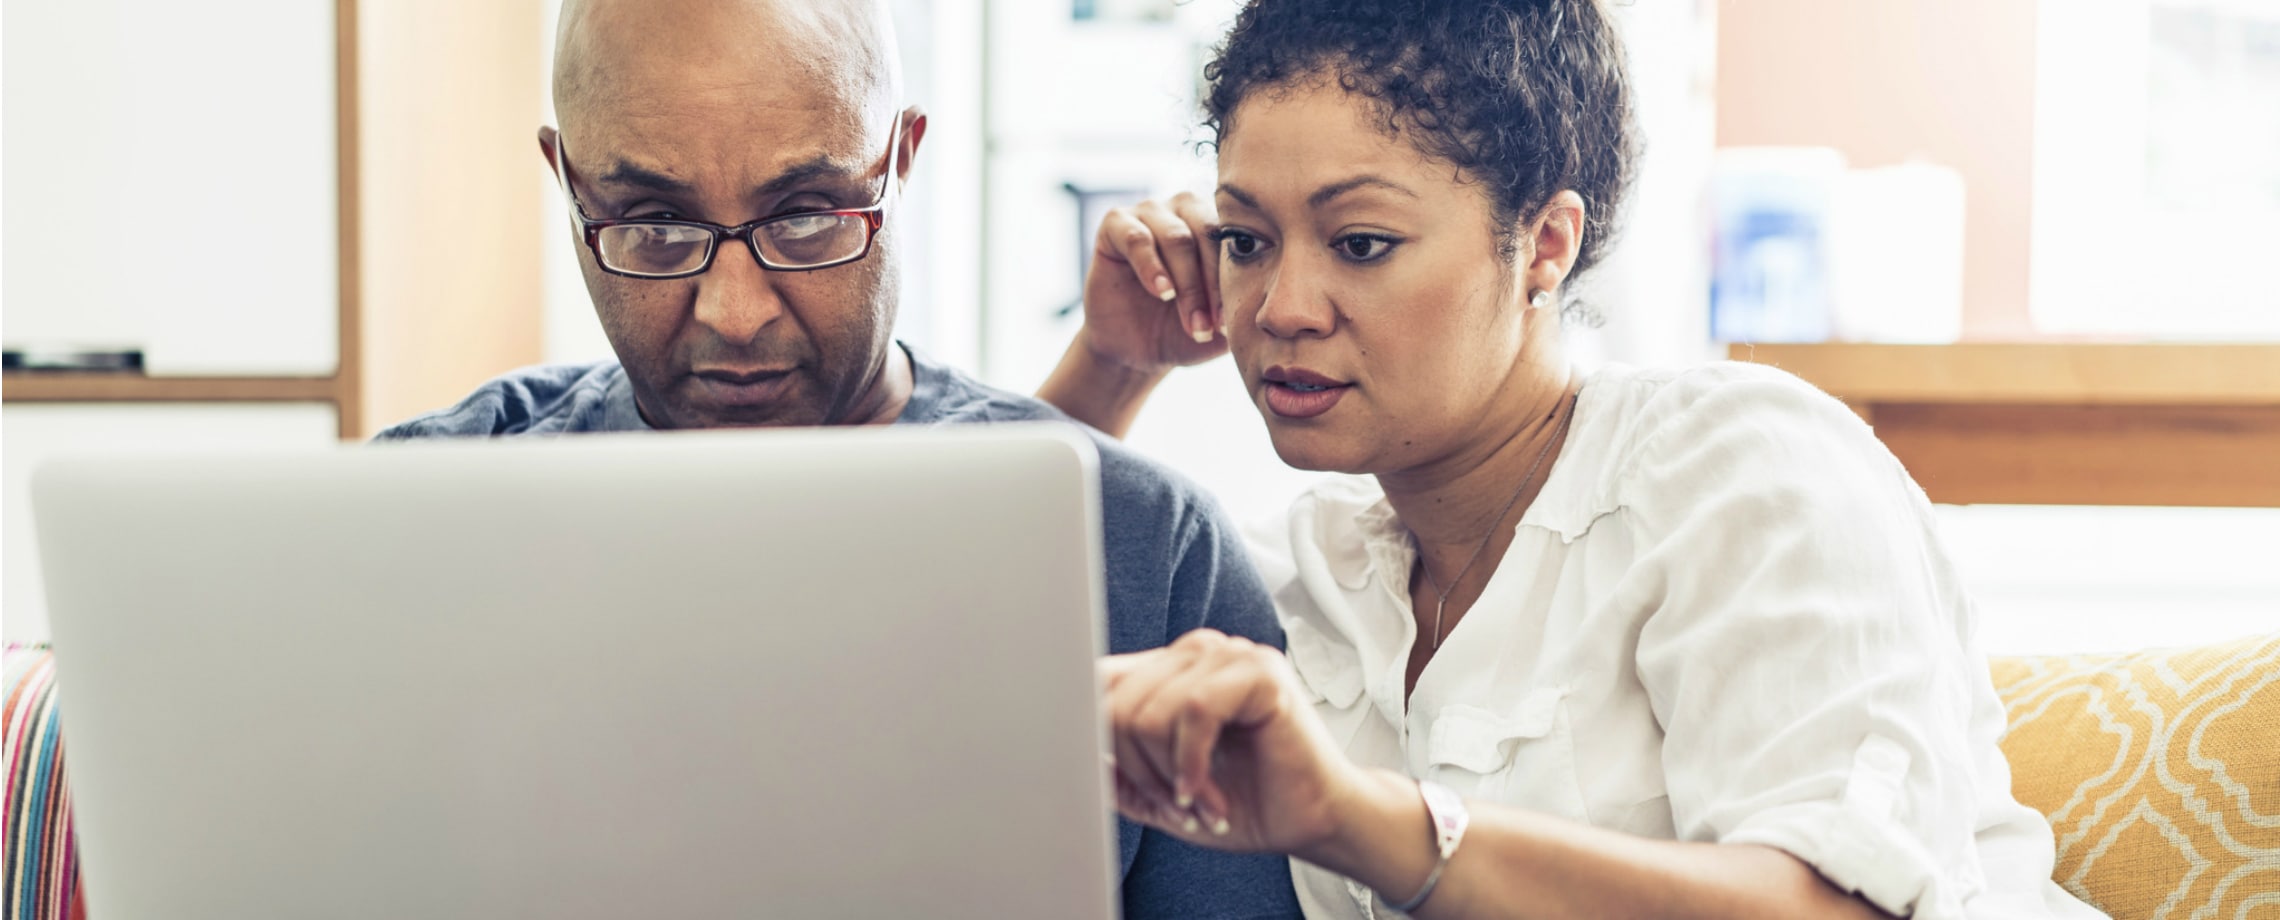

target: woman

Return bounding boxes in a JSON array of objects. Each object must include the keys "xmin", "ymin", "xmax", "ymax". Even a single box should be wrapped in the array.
[{"xmin": 1036, "ymin": 1, "xmax": 2106, "ymax": 918}]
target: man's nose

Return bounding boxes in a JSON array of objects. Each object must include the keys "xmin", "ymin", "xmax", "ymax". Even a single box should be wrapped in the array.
[{"xmin": 691, "ymin": 240, "xmax": 786, "ymax": 346}]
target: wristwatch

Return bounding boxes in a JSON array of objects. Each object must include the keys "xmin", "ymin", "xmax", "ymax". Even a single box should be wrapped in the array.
[{"xmin": 1385, "ymin": 779, "xmax": 1469, "ymax": 913}]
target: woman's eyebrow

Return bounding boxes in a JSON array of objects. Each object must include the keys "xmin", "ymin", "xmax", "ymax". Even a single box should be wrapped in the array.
[
  {"xmin": 1307, "ymin": 175, "xmax": 1417, "ymax": 208},
  {"xmin": 1216, "ymin": 177, "xmax": 1421, "ymax": 210}
]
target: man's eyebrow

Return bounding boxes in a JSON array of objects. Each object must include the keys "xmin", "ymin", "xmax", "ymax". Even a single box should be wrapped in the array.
[
  {"xmin": 596, "ymin": 161, "xmax": 697, "ymax": 195},
  {"xmin": 593, "ymin": 157, "xmax": 861, "ymax": 199},
  {"xmin": 752, "ymin": 157, "xmax": 861, "ymax": 199}
]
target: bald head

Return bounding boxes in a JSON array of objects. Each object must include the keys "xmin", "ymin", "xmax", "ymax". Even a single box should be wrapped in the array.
[{"xmin": 553, "ymin": 0, "xmax": 900, "ymax": 133}]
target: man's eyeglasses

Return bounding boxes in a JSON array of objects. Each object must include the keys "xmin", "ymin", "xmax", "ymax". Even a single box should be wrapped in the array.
[{"xmin": 550, "ymin": 121, "xmax": 900, "ymax": 279}]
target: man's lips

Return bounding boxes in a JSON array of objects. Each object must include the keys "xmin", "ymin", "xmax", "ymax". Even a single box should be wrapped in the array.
[
  {"xmin": 688, "ymin": 367, "xmax": 798, "ymax": 406},
  {"xmin": 693, "ymin": 367, "xmax": 796, "ymax": 385}
]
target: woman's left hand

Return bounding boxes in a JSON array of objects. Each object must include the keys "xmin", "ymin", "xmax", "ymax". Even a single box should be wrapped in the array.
[{"xmin": 1099, "ymin": 628, "xmax": 1366, "ymax": 855}]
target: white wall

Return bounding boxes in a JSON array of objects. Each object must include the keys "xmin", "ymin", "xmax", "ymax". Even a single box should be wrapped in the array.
[
  {"xmin": 1941, "ymin": 505, "xmax": 2280, "ymax": 655},
  {"xmin": 1566, "ymin": 0, "xmax": 1722, "ymax": 370},
  {"xmin": 536, "ymin": 1, "xmax": 618, "ymax": 367},
  {"xmin": 2, "ymin": 0, "xmax": 340, "ymax": 376}
]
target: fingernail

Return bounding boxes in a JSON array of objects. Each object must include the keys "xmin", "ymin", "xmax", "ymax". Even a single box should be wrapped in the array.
[
  {"xmin": 1190, "ymin": 326, "xmax": 1213, "ymax": 344},
  {"xmin": 1193, "ymin": 800, "xmax": 1227, "ymax": 834},
  {"xmin": 1175, "ymin": 782, "xmax": 1194, "ymax": 810},
  {"xmin": 1210, "ymin": 816, "xmax": 1232, "ymax": 836},
  {"xmin": 1155, "ymin": 276, "xmax": 1177, "ymax": 301},
  {"xmin": 1181, "ymin": 814, "xmax": 1201, "ymax": 834}
]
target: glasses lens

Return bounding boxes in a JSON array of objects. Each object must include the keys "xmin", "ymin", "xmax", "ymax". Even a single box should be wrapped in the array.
[
  {"xmin": 755, "ymin": 213, "xmax": 869, "ymax": 268},
  {"xmin": 597, "ymin": 223, "xmax": 713, "ymax": 276}
]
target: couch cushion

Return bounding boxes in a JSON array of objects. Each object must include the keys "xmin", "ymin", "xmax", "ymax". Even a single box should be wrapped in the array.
[{"xmin": 1991, "ymin": 631, "xmax": 2280, "ymax": 918}]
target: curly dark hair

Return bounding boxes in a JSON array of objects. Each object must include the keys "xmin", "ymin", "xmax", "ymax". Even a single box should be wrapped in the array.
[{"xmin": 1202, "ymin": 0, "xmax": 1638, "ymax": 307}]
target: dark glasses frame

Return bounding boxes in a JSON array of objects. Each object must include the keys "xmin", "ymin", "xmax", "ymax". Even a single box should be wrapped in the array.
[{"xmin": 549, "ymin": 119, "xmax": 900, "ymax": 279}]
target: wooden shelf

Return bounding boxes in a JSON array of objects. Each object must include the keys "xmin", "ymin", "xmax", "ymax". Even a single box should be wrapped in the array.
[
  {"xmin": 1726, "ymin": 343, "xmax": 2280, "ymax": 406},
  {"xmin": 1, "ymin": 373, "xmax": 341, "ymax": 404},
  {"xmin": 1729, "ymin": 344, "xmax": 2280, "ymax": 507}
]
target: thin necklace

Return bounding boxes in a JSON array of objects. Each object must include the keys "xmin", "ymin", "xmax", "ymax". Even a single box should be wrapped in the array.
[{"xmin": 1417, "ymin": 394, "xmax": 1574, "ymax": 650}]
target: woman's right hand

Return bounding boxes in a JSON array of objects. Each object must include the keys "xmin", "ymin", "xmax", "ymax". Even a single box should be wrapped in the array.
[
  {"xmin": 1099, "ymin": 628, "xmax": 1365, "ymax": 857},
  {"xmin": 1081, "ymin": 191, "xmax": 1229, "ymax": 373}
]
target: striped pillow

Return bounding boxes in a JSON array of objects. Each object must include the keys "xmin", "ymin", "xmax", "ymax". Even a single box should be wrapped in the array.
[
  {"xmin": 4, "ymin": 643, "xmax": 78, "ymax": 920},
  {"xmin": 1991, "ymin": 631, "xmax": 2280, "ymax": 918}
]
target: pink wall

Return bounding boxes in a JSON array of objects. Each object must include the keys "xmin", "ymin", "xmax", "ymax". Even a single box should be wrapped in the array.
[{"xmin": 1716, "ymin": 0, "xmax": 2040, "ymax": 338}]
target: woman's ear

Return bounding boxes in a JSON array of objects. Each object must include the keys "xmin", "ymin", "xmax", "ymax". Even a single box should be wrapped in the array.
[{"xmin": 1522, "ymin": 190, "xmax": 1587, "ymax": 298}]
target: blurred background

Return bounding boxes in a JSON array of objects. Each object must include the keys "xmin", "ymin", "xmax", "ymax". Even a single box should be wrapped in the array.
[{"xmin": 4, "ymin": 0, "xmax": 2276, "ymax": 652}]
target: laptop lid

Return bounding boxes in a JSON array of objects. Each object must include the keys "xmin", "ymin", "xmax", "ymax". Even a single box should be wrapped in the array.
[{"xmin": 33, "ymin": 424, "xmax": 1116, "ymax": 919}]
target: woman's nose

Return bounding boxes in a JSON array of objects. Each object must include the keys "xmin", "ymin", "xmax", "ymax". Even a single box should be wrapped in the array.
[{"xmin": 1254, "ymin": 261, "xmax": 1336, "ymax": 340}]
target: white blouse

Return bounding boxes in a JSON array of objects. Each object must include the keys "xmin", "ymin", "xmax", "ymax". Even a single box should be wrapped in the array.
[{"xmin": 1244, "ymin": 363, "xmax": 2105, "ymax": 919}]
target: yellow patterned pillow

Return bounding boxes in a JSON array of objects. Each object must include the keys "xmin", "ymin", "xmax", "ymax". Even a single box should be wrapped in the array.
[{"xmin": 1990, "ymin": 632, "xmax": 2280, "ymax": 918}]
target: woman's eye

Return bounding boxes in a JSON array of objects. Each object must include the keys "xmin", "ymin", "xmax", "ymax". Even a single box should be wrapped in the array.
[
  {"xmin": 1334, "ymin": 234, "xmax": 1397, "ymax": 262},
  {"xmin": 1216, "ymin": 229, "xmax": 1268, "ymax": 261}
]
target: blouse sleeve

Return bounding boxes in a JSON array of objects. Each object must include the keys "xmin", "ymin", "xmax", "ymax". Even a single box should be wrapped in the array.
[{"xmin": 1617, "ymin": 367, "xmax": 1991, "ymax": 919}]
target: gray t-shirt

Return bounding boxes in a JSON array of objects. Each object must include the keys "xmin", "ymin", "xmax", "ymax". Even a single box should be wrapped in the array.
[{"xmin": 378, "ymin": 345, "xmax": 1301, "ymax": 919}]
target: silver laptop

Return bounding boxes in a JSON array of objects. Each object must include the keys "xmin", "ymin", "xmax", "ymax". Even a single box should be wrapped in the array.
[{"xmin": 33, "ymin": 424, "xmax": 1117, "ymax": 919}]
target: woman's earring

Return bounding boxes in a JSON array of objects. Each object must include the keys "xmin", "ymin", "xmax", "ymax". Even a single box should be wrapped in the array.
[{"xmin": 1530, "ymin": 289, "xmax": 1555, "ymax": 311}]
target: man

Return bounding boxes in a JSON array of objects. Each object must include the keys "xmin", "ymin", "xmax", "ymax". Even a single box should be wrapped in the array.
[{"xmin": 377, "ymin": 1, "xmax": 1300, "ymax": 917}]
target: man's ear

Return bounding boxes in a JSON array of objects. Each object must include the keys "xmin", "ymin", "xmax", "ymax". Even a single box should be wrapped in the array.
[
  {"xmin": 897, "ymin": 107, "xmax": 928, "ymax": 182},
  {"xmin": 1522, "ymin": 189, "xmax": 1587, "ymax": 297},
  {"xmin": 537, "ymin": 125, "xmax": 562, "ymax": 174}
]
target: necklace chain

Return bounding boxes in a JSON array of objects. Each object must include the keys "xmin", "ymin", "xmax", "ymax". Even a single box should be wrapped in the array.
[{"xmin": 1419, "ymin": 394, "xmax": 1574, "ymax": 650}]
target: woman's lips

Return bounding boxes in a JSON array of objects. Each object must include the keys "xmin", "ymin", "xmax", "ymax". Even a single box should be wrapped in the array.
[
  {"xmin": 1259, "ymin": 366, "xmax": 1351, "ymax": 420},
  {"xmin": 1262, "ymin": 380, "xmax": 1348, "ymax": 419}
]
